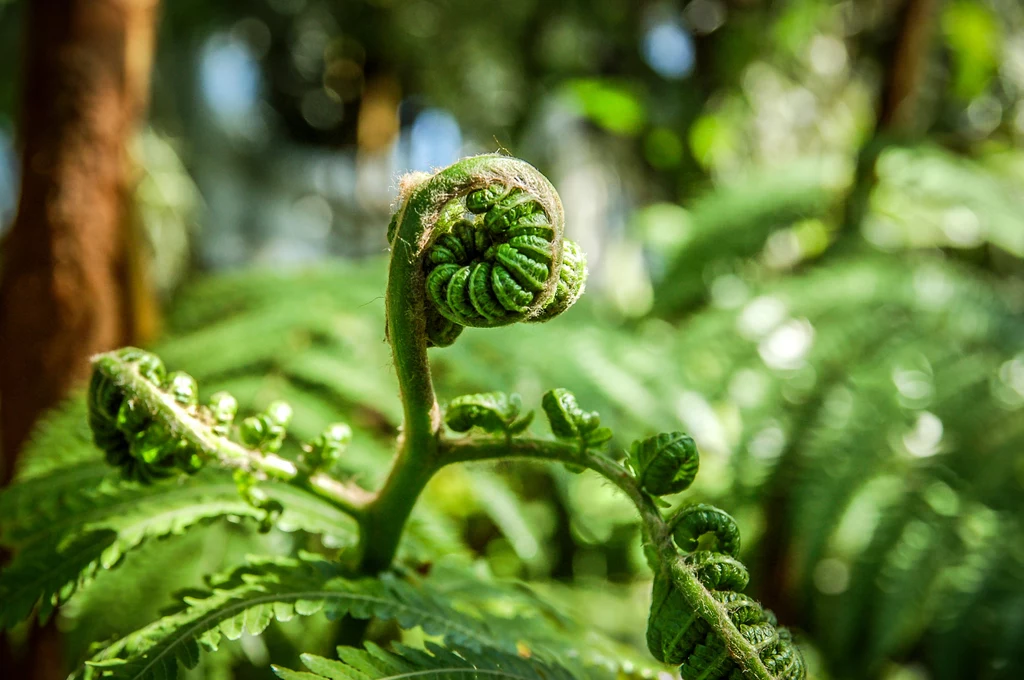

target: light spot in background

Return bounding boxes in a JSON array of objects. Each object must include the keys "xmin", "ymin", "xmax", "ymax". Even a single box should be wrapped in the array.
[
  {"xmin": 684, "ymin": 0, "xmax": 727, "ymax": 36},
  {"xmin": 942, "ymin": 205, "xmax": 983, "ymax": 246},
  {"xmin": 0, "ymin": 128, "xmax": 17, "ymax": 238},
  {"xmin": 642, "ymin": 20, "xmax": 695, "ymax": 80},
  {"xmin": 291, "ymin": 194, "xmax": 334, "ymax": 240},
  {"xmin": 892, "ymin": 366, "xmax": 934, "ymax": 406},
  {"xmin": 709, "ymin": 274, "xmax": 749, "ymax": 309},
  {"xmin": 832, "ymin": 475, "xmax": 901, "ymax": 555},
  {"xmin": 737, "ymin": 295, "xmax": 788, "ymax": 340},
  {"xmin": 301, "ymin": 88, "xmax": 345, "ymax": 130},
  {"xmin": 924, "ymin": 480, "xmax": 960, "ymax": 518},
  {"xmin": 200, "ymin": 34, "xmax": 261, "ymax": 123},
  {"xmin": 748, "ymin": 423, "xmax": 786, "ymax": 460},
  {"xmin": 822, "ymin": 385, "xmax": 854, "ymax": 427},
  {"xmin": 605, "ymin": 239, "xmax": 654, "ymax": 317},
  {"xmin": 675, "ymin": 390, "xmax": 729, "ymax": 456},
  {"xmin": 999, "ymin": 356, "xmax": 1024, "ymax": 397},
  {"xmin": 814, "ymin": 557, "xmax": 850, "ymax": 595},
  {"xmin": 903, "ymin": 411, "xmax": 943, "ymax": 458},
  {"xmin": 993, "ymin": 355, "xmax": 1024, "ymax": 408},
  {"xmin": 728, "ymin": 369, "xmax": 769, "ymax": 409},
  {"xmin": 913, "ymin": 265, "xmax": 956, "ymax": 309},
  {"xmin": 807, "ymin": 34, "xmax": 848, "ymax": 77},
  {"xmin": 407, "ymin": 108, "xmax": 462, "ymax": 172},
  {"xmin": 965, "ymin": 95, "xmax": 1002, "ymax": 136},
  {"xmin": 759, "ymin": 318, "xmax": 814, "ymax": 370}
]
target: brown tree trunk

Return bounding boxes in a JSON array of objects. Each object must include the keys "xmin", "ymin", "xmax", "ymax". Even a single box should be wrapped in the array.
[
  {"xmin": 0, "ymin": 0, "xmax": 159, "ymax": 675},
  {"xmin": 0, "ymin": 0, "xmax": 159, "ymax": 483}
]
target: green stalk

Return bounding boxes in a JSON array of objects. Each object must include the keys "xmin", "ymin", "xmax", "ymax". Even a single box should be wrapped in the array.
[
  {"xmin": 356, "ymin": 154, "xmax": 560, "ymax": 574},
  {"xmin": 441, "ymin": 436, "xmax": 774, "ymax": 680}
]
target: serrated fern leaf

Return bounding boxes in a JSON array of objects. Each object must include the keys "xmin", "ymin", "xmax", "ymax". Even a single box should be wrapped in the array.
[
  {"xmin": 0, "ymin": 467, "xmax": 357, "ymax": 628},
  {"xmin": 275, "ymin": 642, "xmax": 587, "ymax": 680},
  {"xmin": 79, "ymin": 556, "xmax": 525, "ymax": 680}
]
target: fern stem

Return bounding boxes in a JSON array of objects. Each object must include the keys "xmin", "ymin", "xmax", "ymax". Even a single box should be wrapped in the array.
[
  {"xmin": 441, "ymin": 436, "xmax": 775, "ymax": 680},
  {"xmin": 361, "ymin": 155, "xmax": 561, "ymax": 574}
]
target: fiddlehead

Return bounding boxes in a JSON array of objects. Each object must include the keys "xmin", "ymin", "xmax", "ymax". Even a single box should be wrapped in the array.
[
  {"xmin": 541, "ymin": 388, "xmax": 612, "ymax": 448},
  {"xmin": 87, "ymin": 347, "xmax": 369, "ymax": 515},
  {"xmin": 389, "ymin": 154, "xmax": 586, "ymax": 348},
  {"xmin": 444, "ymin": 392, "xmax": 534, "ymax": 436},
  {"xmin": 628, "ymin": 432, "xmax": 699, "ymax": 496},
  {"xmin": 645, "ymin": 499, "xmax": 805, "ymax": 679}
]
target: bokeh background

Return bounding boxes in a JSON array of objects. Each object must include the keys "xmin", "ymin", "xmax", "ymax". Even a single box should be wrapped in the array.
[{"xmin": 1, "ymin": 1, "xmax": 1023, "ymax": 679}]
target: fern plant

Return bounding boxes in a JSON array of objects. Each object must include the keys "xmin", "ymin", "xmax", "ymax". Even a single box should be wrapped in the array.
[{"xmin": 0, "ymin": 155, "xmax": 806, "ymax": 680}]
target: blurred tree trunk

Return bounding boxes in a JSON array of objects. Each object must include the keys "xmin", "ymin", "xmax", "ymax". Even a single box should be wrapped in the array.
[{"xmin": 0, "ymin": 0, "xmax": 159, "ymax": 675}]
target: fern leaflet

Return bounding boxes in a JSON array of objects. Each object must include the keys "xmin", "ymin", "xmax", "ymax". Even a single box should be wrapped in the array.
[
  {"xmin": 274, "ymin": 642, "xmax": 588, "ymax": 680},
  {"xmin": 79, "ymin": 556, "xmax": 524, "ymax": 680},
  {"xmin": 0, "ymin": 467, "xmax": 357, "ymax": 628}
]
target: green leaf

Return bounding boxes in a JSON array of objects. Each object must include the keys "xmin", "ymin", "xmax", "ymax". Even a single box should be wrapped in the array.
[
  {"xmin": 276, "ymin": 641, "xmax": 586, "ymax": 680},
  {"xmin": 0, "ymin": 466, "xmax": 357, "ymax": 629},
  {"xmin": 78, "ymin": 557, "xmax": 528, "ymax": 680},
  {"xmin": 445, "ymin": 393, "xmax": 527, "ymax": 435}
]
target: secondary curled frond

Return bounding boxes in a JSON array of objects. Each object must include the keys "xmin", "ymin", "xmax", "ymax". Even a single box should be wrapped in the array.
[
  {"xmin": 646, "ymin": 501, "xmax": 805, "ymax": 680},
  {"xmin": 629, "ymin": 432, "xmax": 699, "ymax": 496},
  {"xmin": 86, "ymin": 348, "xmax": 368, "ymax": 515},
  {"xmin": 388, "ymin": 155, "xmax": 587, "ymax": 347},
  {"xmin": 444, "ymin": 392, "xmax": 534, "ymax": 436},
  {"xmin": 541, "ymin": 388, "xmax": 612, "ymax": 448}
]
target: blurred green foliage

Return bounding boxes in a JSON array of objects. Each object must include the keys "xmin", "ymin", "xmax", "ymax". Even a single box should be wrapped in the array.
[{"xmin": 2, "ymin": 0, "xmax": 1024, "ymax": 678}]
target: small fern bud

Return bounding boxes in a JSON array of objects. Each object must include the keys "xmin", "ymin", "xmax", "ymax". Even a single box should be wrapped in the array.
[
  {"xmin": 134, "ymin": 352, "xmax": 167, "ymax": 386},
  {"xmin": 165, "ymin": 371, "xmax": 199, "ymax": 408},
  {"xmin": 240, "ymin": 401, "xmax": 292, "ymax": 453},
  {"xmin": 629, "ymin": 432, "xmax": 699, "ymax": 496},
  {"xmin": 444, "ymin": 392, "xmax": 533, "ymax": 435},
  {"xmin": 206, "ymin": 391, "xmax": 238, "ymax": 436},
  {"xmin": 668, "ymin": 503, "xmax": 741, "ymax": 557},
  {"xmin": 541, "ymin": 388, "xmax": 612, "ymax": 447},
  {"xmin": 302, "ymin": 422, "xmax": 353, "ymax": 471}
]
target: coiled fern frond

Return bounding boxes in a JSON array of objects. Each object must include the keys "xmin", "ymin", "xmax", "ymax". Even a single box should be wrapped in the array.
[
  {"xmin": 389, "ymin": 155, "xmax": 586, "ymax": 347},
  {"xmin": 647, "ymin": 505, "xmax": 803, "ymax": 680}
]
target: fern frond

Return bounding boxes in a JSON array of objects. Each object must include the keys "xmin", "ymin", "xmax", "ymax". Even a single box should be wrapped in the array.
[
  {"xmin": 0, "ymin": 467, "xmax": 358, "ymax": 628},
  {"xmin": 274, "ymin": 642, "xmax": 588, "ymax": 680},
  {"xmin": 12, "ymin": 396, "xmax": 97, "ymax": 480},
  {"xmin": 79, "ymin": 556, "xmax": 526, "ymax": 680}
]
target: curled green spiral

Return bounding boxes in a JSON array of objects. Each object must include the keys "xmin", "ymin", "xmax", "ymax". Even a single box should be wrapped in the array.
[
  {"xmin": 630, "ymin": 432, "xmax": 699, "ymax": 496},
  {"xmin": 88, "ymin": 348, "xmax": 207, "ymax": 483},
  {"xmin": 393, "ymin": 156, "xmax": 586, "ymax": 347},
  {"xmin": 646, "ymin": 503, "xmax": 806, "ymax": 680}
]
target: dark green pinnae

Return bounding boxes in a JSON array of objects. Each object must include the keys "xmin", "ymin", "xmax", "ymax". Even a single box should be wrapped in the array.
[
  {"xmin": 541, "ymin": 388, "xmax": 610, "ymax": 446},
  {"xmin": 685, "ymin": 551, "xmax": 750, "ymax": 591},
  {"xmin": 444, "ymin": 392, "xmax": 533, "ymax": 435},
  {"xmin": 416, "ymin": 175, "xmax": 586, "ymax": 347},
  {"xmin": 646, "ymin": 549, "xmax": 805, "ymax": 679},
  {"xmin": 669, "ymin": 503, "xmax": 741, "ymax": 557},
  {"xmin": 631, "ymin": 431, "xmax": 699, "ymax": 496}
]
